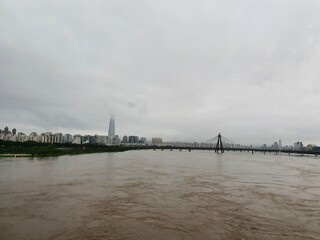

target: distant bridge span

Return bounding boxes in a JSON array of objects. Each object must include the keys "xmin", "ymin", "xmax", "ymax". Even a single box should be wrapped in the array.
[
  {"xmin": 129, "ymin": 145, "xmax": 319, "ymax": 156},
  {"xmin": 125, "ymin": 133, "xmax": 319, "ymax": 156}
]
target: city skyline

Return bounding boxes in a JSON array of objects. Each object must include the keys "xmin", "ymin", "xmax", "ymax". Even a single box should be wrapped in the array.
[
  {"xmin": 0, "ymin": 122, "xmax": 316, "ymax": 146},
  {"xmin": 0, "ymin": 125, "xmax": 315, "ymax": 149},
  {"xmin": 1, "ymin": 1, "xmax": 320, "ymax": 145}
]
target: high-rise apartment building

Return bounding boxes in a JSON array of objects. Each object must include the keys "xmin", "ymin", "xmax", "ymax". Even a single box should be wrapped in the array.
[
  {"xmin": 54, "ymin": 133, "xmax": 64, "ymax": 143},
  {"xmin": 114, "ymin": 135, "xmax": 121, "ymax": 145},
  {"xmin": 129, "ymin": 136, "xmax": 139, "ymax": 144},
  {"xmin": 294, "ymin": 141, "xmax": 303, "ymax": 151},
  {"xmin": 122, "ymin": 135, "xmax": 128, "ymax": 143},
  {"xmin": 152, "ymin": 138, "xmax": 163, "ymax": 145},
  {"xmin": 64, "ymin": 134, "xmax": 73, "ymax": 143},
  {"xmin": 108, "ymin": 115, "xmax": 115, "ymax": 139}
]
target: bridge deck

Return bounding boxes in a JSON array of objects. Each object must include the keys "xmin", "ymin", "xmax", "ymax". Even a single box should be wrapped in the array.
[{"xmin": 127, "ymin": 146, "xmax": 319, "ymax": 156}]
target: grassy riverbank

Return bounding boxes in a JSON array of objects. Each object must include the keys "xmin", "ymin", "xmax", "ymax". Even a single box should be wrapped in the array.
[{"xmin": 0, "ymin": 140, "xmax": 131, "ymax": 157}]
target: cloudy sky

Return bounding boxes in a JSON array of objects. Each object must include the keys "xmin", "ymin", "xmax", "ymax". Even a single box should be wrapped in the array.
[{"xmin": 1, "ymin": 0, "xmax": 320, "ymax": 145}]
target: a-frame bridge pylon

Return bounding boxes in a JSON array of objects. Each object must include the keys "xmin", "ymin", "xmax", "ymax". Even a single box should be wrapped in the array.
[{"xmin": 215, "ymin": 133, "xmax": 224, "ymax": 153}]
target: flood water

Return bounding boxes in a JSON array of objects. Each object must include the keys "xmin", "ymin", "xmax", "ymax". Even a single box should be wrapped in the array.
[{"xmin": 0, "ymin": 150, "xmax": 319, "ymax": 240}]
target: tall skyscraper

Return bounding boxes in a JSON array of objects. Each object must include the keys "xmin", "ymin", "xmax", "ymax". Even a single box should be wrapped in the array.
[{"xmin": 108, "ymin": 115, "xmax": 115, "ymax": 139}]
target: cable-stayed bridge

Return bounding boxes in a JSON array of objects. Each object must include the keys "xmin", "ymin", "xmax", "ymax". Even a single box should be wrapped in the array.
[{"xmin": 129, "ymin": 133, "xmax": 320, "ymax": 156}]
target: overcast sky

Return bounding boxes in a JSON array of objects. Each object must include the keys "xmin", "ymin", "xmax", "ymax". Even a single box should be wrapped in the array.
[{"xmin": 1, "ymin": 0, "xmax": 320, "ymax": 145}]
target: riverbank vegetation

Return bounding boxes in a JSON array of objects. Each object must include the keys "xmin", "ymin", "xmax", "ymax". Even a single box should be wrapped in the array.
[{"xmin": 0, "ymin": 140, "xmax": 131, "ymax": 157}]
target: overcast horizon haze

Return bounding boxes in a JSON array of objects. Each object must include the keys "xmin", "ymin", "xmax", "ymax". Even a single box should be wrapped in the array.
[{"xmin": 1, "ymin": 0, "xmax": 320, "ymax": 146}]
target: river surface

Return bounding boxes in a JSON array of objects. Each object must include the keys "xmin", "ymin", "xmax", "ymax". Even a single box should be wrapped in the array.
[{"xmin": 0, "ymin": 150, "xmax": 319, "ymax": 240}]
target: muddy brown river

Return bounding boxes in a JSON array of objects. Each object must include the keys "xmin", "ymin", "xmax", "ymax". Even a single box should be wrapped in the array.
[{"xmin": 0, "ymin": 151, "xmax": 319, "ymax": 239}]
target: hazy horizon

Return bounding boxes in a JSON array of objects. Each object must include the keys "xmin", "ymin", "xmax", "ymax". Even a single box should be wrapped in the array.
[{"xmin": 1, "ymin": 0, "xmax": 320, "ymax": 145}]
